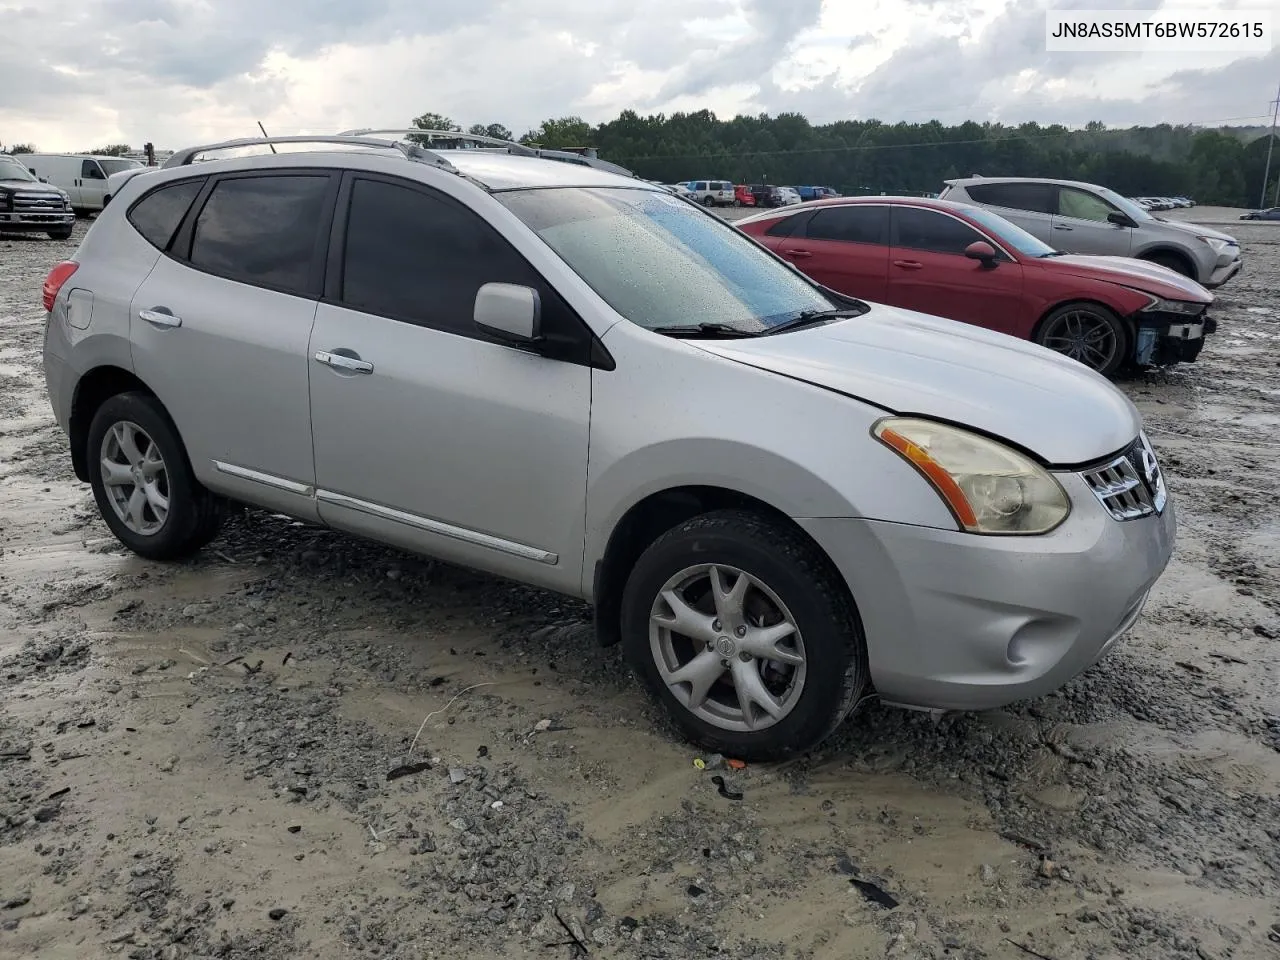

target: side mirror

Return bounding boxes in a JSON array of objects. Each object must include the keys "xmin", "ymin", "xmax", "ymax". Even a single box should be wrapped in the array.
[
  {"xmin": 1107, "ymin": 211, "xmax": 1135, "ymax": 228},
  {"xmin": 964, "ymin": 240, "xmax": 998, "ymax": 267},
  {"xmin": 474, "ymin": 282, "xmax": 541, "ymax": 344}
]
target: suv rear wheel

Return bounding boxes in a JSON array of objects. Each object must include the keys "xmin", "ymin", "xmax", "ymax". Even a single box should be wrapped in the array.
[
  {"xmin": 702, "ymin": 195, "xmax": 716, "ymax": 207},
  {"xmin": 87, "ymin": 392, "xmax": 223, "ymax": 560},
  {"xmin": 620, "ymin": 510, "xmax": 868, "ymax": 761}
]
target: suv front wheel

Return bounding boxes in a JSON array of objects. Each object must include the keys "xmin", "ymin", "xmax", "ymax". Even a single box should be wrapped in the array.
[
  {"xmin": 620, "ymin": 510, "xmax": 868, "ymax": 761},
  {"xmin": 87, "ymin": 392, "xmax": 223, "ymax": 561}
]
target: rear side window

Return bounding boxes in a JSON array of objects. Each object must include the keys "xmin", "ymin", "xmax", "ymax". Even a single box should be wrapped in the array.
[
  {"xmin": 892, "ymin": 207, "xmax": 985, "ymax": 255},
  {"xmin": 764, "ymin": 214, "xmax": 805, "ymax": 238},
  {"xmin": 965, "ymin": 182, "xmax": 1054, "ymax": 214},
  {"xmin": 188, "ymin": 175, "xmax": 331, "ymax": 296},
  {"xmin": 127, "ymin": 179, "xmax": 204, "ymax": 252},
  {"xmin": 804, "ymin": 206, "xmax": 888, "ymax": 245}
]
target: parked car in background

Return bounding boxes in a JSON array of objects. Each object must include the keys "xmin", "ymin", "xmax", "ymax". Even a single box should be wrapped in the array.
[
  {"xmin": 734, "ymin": 184, "xmax": 756, "ymax": 206},
  {"xmin": 736, "ymin": 196, "xmax": 1215, "ymax": 377},
  {"xmin": 19, "ymin": 154, "xmax": 144, "ymax": 216},
  {"xmin": 0, "ymin": 154, "xmax": 76, "ymax": 239},
  {"xmin": 776, "ymin": 186, "xmax": 802, "ymax": 206},
  {"xmin": 663, "ymin": 183, "xmax": 694, "ymax": 199},
  {"xmin": 40, "ymin": 132, "xmax": 1177, "ymax": 760},
  {"xmin": 1240, "ymin": 207, "xmax": 1280, "ymax": 220},
  {"xmin": 941, "ymin": 176, "xmax": 1242, "ymax": 288},
  {"xmin": 747, "ymin": 184, "xmax": 783, "ymax": 207},
  {"xmin": 686, "ymin": 180, "xmax": 735, "ymax": 207}
]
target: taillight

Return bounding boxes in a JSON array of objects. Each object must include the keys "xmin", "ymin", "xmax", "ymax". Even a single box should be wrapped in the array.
[{"xmin": 43, "ymin": 261, "xmax": 78, "ymax": 312}]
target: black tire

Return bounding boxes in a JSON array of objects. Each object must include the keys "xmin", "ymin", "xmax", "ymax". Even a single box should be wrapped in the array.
[
  {"xmin": 702, "ymin": 195, "xmax": 716, "ymax": 207},
  {"xmin": 47, "ymin": 229, "xmax": 73, "ymax": 240},
  {"xmin": 620, "ymin": 509, "xmax": 869, "ymax": 762},
  {"xmin": 86, "ymin": 392, "xmax": 223, "ymax": 561},
  {"xmin": 1034, "ymin": 302, "xmax": 1129, "ymax": 377},
  {"xmin": 1142, "ymin": 251, "xmax": 1196, "ymax": 280}
]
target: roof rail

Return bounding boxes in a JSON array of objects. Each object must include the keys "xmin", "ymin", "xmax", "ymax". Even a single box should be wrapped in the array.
[
  {"xmin": 336, "ymin": 128, "xmax": 539, "ymax": 156},
  {"xmin": 160, "ymin": 134, "xmax": 459, "ymax": 174}
]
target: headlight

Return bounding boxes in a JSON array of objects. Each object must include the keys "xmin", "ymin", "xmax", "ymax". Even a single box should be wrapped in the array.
[
  {"xmin": 1140, "ymin": 296, "xmax": 1204, "ymax": 316},
  {"xmin": 873, "ymin": 417, "xmax": 1070, "ymax": 535},
  {"xmin": 1196, "ymin": 235, "xmax": 1232, "ymax": 254}
]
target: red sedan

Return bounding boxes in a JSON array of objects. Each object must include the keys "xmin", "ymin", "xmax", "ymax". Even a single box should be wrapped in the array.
[{"xmin": 735, "ymin": 196, "xmax": 1215, "ymax": 376}]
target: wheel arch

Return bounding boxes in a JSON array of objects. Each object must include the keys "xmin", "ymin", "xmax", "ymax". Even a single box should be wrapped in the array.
[
  {"xmin": 69, "ymin": 365, "xmax": 158, "ymax": 482},
  {"xmin": 1133, "ymin": 245, "xmax": 1198, "ymax": 280},
  {"xmin": 590, "ymin": 485, "xmax": 846, "ymax": 648},
  {"xmin": 1031, "ymin": 297, "xmax": 1135, "ymax": 347}
]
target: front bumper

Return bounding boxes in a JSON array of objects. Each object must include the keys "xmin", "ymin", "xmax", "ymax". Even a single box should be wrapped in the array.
[
  {"xmin": 1134, "ymin": 314, "xmax": 1216, "ymax": 366},
  {"xmin": 0, "ymin": 210, "xmax": 75, "ymax": 232},
  {"xmin": 1205, "ymin": 257, "xmax": 1242, "ymax": 288},
  {"xmin": 797, "ymin": 472, "xmax": 1176, "ymax": 712}
]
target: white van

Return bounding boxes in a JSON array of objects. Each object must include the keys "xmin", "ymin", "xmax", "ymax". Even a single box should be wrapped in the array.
[{"xmin": 19, "ymin": 155, "xmax": 144, "ymax": 215}]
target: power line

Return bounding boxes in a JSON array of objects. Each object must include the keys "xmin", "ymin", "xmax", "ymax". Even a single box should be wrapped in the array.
[{"xmin": 623, "ymin": 115, "xmax": 1276, "ymax": 162}]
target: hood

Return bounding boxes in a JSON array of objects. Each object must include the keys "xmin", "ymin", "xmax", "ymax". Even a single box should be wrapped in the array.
[
  {"xmin": 0, "ymin": 177, "xmax": 69, "ymax": 198},
  {"xmin": 1151, "ymin": 217, "xmax": 1238, "ymax": 245},
  {"xmin": 1037, "ymin": 254, "xmax": 1213, "ymax": 303},
  {"xmin": 692, "ymin": 306, "xmax": 1142, "ymax": 466}
]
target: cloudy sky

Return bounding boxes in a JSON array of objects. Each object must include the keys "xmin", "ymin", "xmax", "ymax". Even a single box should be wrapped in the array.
[{"xmin": 2, "ymin": 0, "xmax": 1278, "ymax": 151}]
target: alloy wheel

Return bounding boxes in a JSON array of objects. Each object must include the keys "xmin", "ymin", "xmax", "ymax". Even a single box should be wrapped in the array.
[
  {"xmin": 1040, "ymin": 309, "xmax": 1120, "ymax": 372},
  {"xmin": 649, "ymin": 563, "xmax": 807, "ymax": 733},
  {"xmin": 99, "ymin": 420, "xmax": 170, "ymax": 536}
]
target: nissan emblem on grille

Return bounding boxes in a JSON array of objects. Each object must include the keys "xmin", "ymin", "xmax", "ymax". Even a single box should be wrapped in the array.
[{"xmin": 1081, "ymin": 435, "xmax": 1166, "ymax": 522}]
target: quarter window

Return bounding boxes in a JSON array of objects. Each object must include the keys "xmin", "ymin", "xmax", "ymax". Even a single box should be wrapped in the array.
[
  {"xmin": 804, "ymin": 206, "xmax": 887, "ymax": 245},
  {"xmin": 1057, "ymin": 187, "xmax": 1115, "ymax": 222},
  {"xmin": 892, "ymin": 207, "xmax": 986, "ymax": 255},
  {"xmin": 188, "ymin": 175, "xmax": 330, "ymax": 296},
  {"xmin": 127, "ymin": 179, "xmax": 205, "ymax": 252}
]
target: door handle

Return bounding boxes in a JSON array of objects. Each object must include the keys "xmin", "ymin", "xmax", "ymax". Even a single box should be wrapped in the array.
[
  {"xmin": 892, "ymin": 259, "xmax": 923, "ymax": 270},
  {"xmin": 314, "ymin": 350, "xmax": 374, "ymax": 374},
  {"xmin": 138, "ymin": 308, "xmax": 182, "ymax": 328},
  {"xmin": 1053, "ymin": 225, "xmax": 1073, "ymax": 231},
  {"xmin": 783, "ymin": 248, "xmax": 813, "ymax": 258}
]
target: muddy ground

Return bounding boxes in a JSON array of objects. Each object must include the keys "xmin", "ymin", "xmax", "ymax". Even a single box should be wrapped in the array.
[{"xmin": 1, "ymin": 211, "xmax": 1278, "ymax": 960}]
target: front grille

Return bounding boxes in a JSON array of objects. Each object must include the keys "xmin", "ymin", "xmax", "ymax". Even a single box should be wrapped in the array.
[
  {"xmin": 1082, "ymin": 433, "xmax": 1167, "ymax": 521},
  {"xmin": 13, "ymin": 193, "xmax": 68, "ymax": 212}
]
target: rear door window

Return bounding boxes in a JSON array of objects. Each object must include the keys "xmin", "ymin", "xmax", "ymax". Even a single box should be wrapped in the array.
[
  {"xmin": 891, "ymin": 206, "xmax": 986, "ymax": 255},
  {"xmin": 965, "ymin": 182, "xmax": 1054, "ymax": 214},
  {"xmin": 187, "ymin": 174, "xmax": 333, "ymax": 297},
  {"xmin": 127, "ymin": 179, "xmax": 206, "ymax": 251},
  {"xmin": 803, "ymin": 206, "xmax": 888, "ymax": 245}
]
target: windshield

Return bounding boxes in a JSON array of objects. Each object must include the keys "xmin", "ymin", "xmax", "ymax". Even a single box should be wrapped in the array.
[
  {"xmin": 96, "ymin": 158, "xmax": 143, "ymax": 176},
  {"xmin": 496, "ymin": 187, "xmax": 837, "ymax": 333},
  {"xmin": 960, "ymin": 205, "xmax": 1058, "ymax": 258},
  {"xmin": 1095, "ymin": 186, "xmax": 1152, "ymax": 222},
  {"xmin": 0, "ymin": 157, "xmax": 37, "ymax": 182}
]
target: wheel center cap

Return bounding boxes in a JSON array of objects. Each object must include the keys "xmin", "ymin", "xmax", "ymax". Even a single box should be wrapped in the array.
[{"xmin": 716, "ymin": 636, "xmax": 736, "ymax": 656}]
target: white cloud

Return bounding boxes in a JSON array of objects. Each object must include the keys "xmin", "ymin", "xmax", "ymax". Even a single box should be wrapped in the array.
[{"xmin": 1, "ymin": 0, "xmax": 1277, "ymax": 152}]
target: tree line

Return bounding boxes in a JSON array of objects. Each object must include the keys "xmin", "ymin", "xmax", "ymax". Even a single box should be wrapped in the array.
[
  {"xmin": 413, "ymin": 110, "xmax": 1279, "ymax": 208},
  {"xmin": 7, "ymin": 113, "xmax": 1277, "ymax": 208}
]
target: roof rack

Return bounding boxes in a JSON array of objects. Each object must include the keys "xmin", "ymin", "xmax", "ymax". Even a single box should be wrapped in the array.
[
  {"xmin": 161, "ymin": 134, "xmax": 460, "ymax": 174},
  {"xmin": 336, "ymin": 128, "xmax": 539, "ymax": 156}
]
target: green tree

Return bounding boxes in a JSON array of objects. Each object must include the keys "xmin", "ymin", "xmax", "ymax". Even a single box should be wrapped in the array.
[
  {"xmin": 469, "ymin": 123, "xmax": 514, "ymax": 142},
  {"xmin": 86, "ymin": 144, "xmax": 132, "ymax": 156},
  {"xmin": 408, "ymin": 112, "xmax": 461, "ymax": 147},
  {"xmin": 520, "ymin": 116, "xmax": 593, "ymax": 148},
  {"xmin": 5, "ymin": 143, "xmax": 36, "ymax": 154}
]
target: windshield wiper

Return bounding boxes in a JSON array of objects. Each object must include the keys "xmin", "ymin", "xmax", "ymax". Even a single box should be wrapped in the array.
[
  {"xmin": 762, "ymin": 307, "xmax": 864, "ymax": 336},
  {"xmin": 1039, "ymin": 250, "xmax": 1066, "ymax": 258},
  {"xmin": 649, "ymin": 322, "xmax": 762, "ymax": 339}
]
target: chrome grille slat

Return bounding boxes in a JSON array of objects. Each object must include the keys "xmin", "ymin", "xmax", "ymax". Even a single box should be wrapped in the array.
[{"xmin": 1081, "ymin": 433, "xmax": 1167, "ymax": 522}]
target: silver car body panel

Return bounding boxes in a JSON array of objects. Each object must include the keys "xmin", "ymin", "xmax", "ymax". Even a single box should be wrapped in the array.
[{"xmin": 43, "ymin": 142, "xmax": 1176, "ymax": 714}]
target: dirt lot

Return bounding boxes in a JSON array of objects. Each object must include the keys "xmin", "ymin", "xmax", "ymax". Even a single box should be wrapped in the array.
[{"xmin": 1, "ymin": 211, "xmax": 1278, "ymax": 960}]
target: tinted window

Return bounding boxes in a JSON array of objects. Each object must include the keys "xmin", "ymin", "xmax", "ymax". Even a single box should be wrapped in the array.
[
  {"xmin": 340, "ymin": 178, "xmax": 586, "ymax": 358},
  {"xmin": 764, "ymin": 214, "xmax": 805, "ymax": 238},
  {"xmin": 965, "ymin": 182, "xmax": 1054, "ymax": 214},
  {"xmin": 82, "ymin": 159, "xmax": 105, "ymax": 180},
  {"xmin": 189, "ymin": 175, "xmax": 330, "ymax": 295},
  {"xmin": 128, "ymin": 179, "xmax": 205, "ymax": 251},
  {"xmin": 892, "ymin": 207, "xmax": 985, "ymax": 255},
  {"xmin": 1057, "ymin": 186, "xmax": 1116, "ymax": 222},
  {"xmin": 804, "ymin": 206, "xmax": 887, "ymax": 245}
]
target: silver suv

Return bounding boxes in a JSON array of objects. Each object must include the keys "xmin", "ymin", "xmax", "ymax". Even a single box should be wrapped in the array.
[
  {"xmin": 42, "ymin": 134, "xmax": 1175, "ymax": 759},
  {"xmin": 940, "ymin": 176, "xmax": 1242, "ymax": 288}
]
